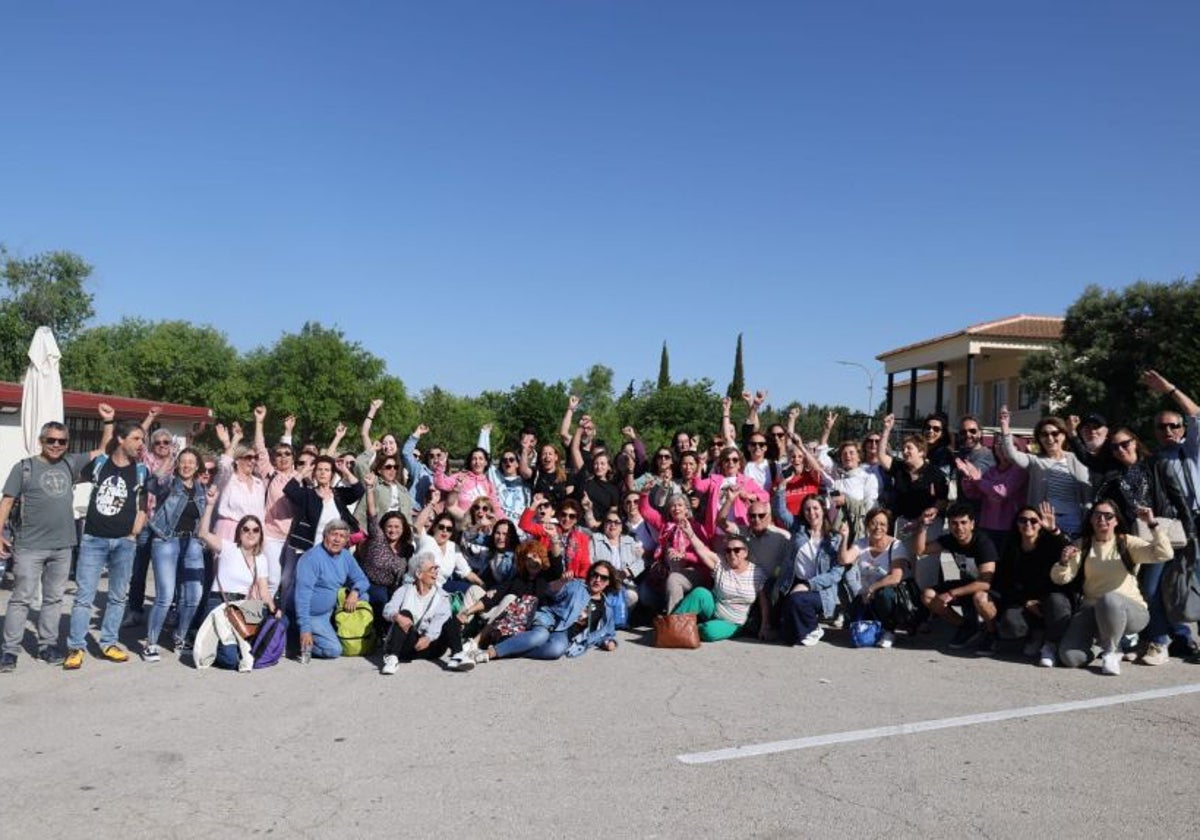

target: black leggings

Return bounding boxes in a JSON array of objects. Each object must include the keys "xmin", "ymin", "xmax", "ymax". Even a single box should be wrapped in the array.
[{"xmin": 383, "ymin": 610, "xmax": 464, "ymax": 661}]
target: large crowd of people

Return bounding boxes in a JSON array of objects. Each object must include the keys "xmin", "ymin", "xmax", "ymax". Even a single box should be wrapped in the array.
[{"xmin": 2, "ymin": 371, "xmax": 1198, "ymax": 678}]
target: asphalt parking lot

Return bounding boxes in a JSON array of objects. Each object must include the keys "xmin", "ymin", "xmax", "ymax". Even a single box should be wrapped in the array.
[{"xmin": 2, "ymin": 584, "xmax": 1198, "ymax": 840}]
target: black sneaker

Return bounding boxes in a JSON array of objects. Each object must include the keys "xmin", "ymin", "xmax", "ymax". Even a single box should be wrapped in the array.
[
  {"xmin": 948, "ymin": 623, "xmax": 982, "ymax": 650},
  {"xmin": 974, "ymin": 632, "xmax": 996, "ymax": 657},
  {"xmin": 38, "ymin": 647, "xmax": 65, "ymax": 666},
  {"xmin": 0, "ymin": 652, "xmax": 17, "ymax": 673}
]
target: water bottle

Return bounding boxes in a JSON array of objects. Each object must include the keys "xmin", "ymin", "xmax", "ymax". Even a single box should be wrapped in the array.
[{"xmin": 300, "ymin": 640, "xmax": 312, "ymax": 664}]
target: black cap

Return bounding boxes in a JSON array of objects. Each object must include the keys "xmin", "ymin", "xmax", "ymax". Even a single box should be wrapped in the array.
[{"xmin": 1081, "ymin": 412, "xmax": 1108, "ymax": 429}]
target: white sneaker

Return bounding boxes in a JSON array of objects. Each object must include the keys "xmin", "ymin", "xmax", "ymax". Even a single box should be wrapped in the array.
[
  {"xmin": 141, "ymin": 644, "xmax": 161, "ymax": 663},
  {"xmin": 1038, "ymin": 643, "xmax": 1056, "ymax": 668},
  {"xmin": 876, "ymin": 631, "xmax": 895, "ymax": 649},
  {"xmin": 1100, "ymin": 651, "xmax": 1121, "ymax": 676},
  {"xmin": 381, "ymin": 654, "xmax": 399, "ymax": 676},
  {"xmin": 471, "ymin": 649, "xmax": 490, "ymax": 665},
  {"xmin": 447, "ymin": 652, "xmax": 475, "ymax": 672},
  {"xmin": 800, "ymin": 627, "xmax": 825, "ymax": 647},
  {"xmin": 1141, "ymin": 641, "xmax": 1170, "ymax": 666},
  {"xmin": 461, "ymin": 638, "xmax": 478, "ymax": 654}
]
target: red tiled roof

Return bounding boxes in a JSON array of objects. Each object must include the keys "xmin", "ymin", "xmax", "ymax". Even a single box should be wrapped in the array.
[
  {"xmin": 0, "ymin": 381, "xmax": 212, "ymax": 422},
  {"xmin": 877, "ymin": 314, "xmax": 1062, "ymax": 360}
]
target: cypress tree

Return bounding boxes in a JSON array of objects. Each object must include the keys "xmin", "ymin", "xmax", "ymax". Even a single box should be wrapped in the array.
[
  {"xmin": 657, "ymin": 341, "xmax": 670, "ymax": 389},
  {"xmin": 726, "ymin": 332, "xmax": 745, "ymax": 399}
]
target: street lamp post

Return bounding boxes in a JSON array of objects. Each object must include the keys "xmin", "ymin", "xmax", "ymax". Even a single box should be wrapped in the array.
[{"xmin": 836, "ymin": 360, "xmax": 883, "ymax": 428}]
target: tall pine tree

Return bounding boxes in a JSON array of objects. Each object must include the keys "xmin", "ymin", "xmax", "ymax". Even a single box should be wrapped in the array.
[
  {"xmin": 657, "ymin": 341, "xmax": 671, "ymax": 389},
  {"xmin": 726, "ymin": 333, "xmax": 745, "ymax": 399}
]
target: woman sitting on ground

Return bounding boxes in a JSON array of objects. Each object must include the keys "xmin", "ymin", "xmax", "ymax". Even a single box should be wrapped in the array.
[
  {"xmin": 840, "ymin": 507, "xmax": 915, "ymax": 649},
  {"xmin": 772, "ymin": 492, "xmax": 846, "ymax": 646},
  {"xmin": 454, "ymin": 539, "xmax": 564, "ymax": 654},
  {"xmin": 637, "ymin": 489, "xmax": 711, "ymax": 614},
  {"xmin": 379, "ymin": 552, "xmax": 471, "ymax": 674},
  {"xmin": 1053, "ymin": 499, "xmax": 1173, "ymax": 676},
  {"xmin": 987, "ymin": 503, "xmax": 1073, "ymax": 667},
  {"xmin": 673, "ymin": 522, "xmax": 769, "ymax": 642},
  {"xmin": 462, "ymin": 560, "xmax": 620, "ymax": 665},
  {"xmin": 412, "ymin": 503, "xmax": 485, "ymax": 593}
]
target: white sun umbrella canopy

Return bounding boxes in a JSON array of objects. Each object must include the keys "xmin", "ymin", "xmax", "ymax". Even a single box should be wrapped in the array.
[{"xmin": 21, "ymin": 326, "xmax": 65, "ymax": 456}]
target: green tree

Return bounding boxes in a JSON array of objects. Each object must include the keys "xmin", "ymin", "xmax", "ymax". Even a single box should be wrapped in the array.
[
  {"xmin": 241, "ymin": 322, "xmax": 414, "ymax": 447},
  {"xmin": 479, "ymin": 378, "xmax": 570, "ymax": 450},
  {"xmin": 64, "ymin": 318, "xmax": 248, "ymax": 420},
  {"xmin": 0, "ymin": 246, "xmax": 95, "ymax": 381},
  {"xmin": 414, "ymin": 386, "xmax": 493, "ymax": 457},
  {"xmin": 619, "ymin": 379, "xmax": 722, "ymax": 451},
  {"xmin": 568, "ymin": 364, "xmax": 619, "ymax": 446},
  {"xmin": 657, "ymin": 341, "xmax": 671, "ymax": 390},
  {"xmin": 726, "ymin": 333, "xmax": 745, "ymax": 399},
  {"xmin": 1022, "ymin": 278, "xmax": 1200, "ymax": 437}
]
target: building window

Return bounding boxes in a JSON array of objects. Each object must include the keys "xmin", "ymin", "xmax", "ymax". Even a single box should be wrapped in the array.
[
  {"xmin": 969, "ymin": 384, "xmax": 982, "ymax": 415},
  {"xmin": 67, "ymin": 416, "xmax": 103, "ymax": 456},
  {"xmin": 990, "ymin": 380, "xmax": 1008, "ymax": 425},
  {"xmin": 1017, "ymin": 382, "xmax": 1039, "ymax": 411}
]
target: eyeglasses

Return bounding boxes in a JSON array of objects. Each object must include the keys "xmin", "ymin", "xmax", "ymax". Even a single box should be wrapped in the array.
[
  {"xmin": 588, "ymin": 571, "xmax": 611, "ymax": 582},
  {"xmin": 501, "ymin": 456, "xmax": 518, "ymax": 463},
  {"xmin": 656, "ymin": 453, "xmax": 673, "ymax": 460},
  {"xmin": 274, "ymin": 450, "xmax": 293, "ymax": 458},
  {"xmin": 1091, "ymin": 510, "xmax": 1117, "ymax": 521},
  {"xmin": 726, "ymin": 546, "xmax": 748, "ymax": 555},
  {"xmin": 604, "ymin": 519, "xmax": 622, "ymax": 526},
  {"xmin": 960, "ymin": 428, "xmax": 980, "ymax": 435},
  {"xmin": 1016, "ymin": 516, "xmax": 1040, "ymax": 526},
  {"xmin": 154, "ymin": 440, "xmax": 172, "ymax": 447},
  {"xmin": 1158, "ymin": 422, "xmax": 1183, "ymax": 431},
  {"xmin": 42, "ymin": 437, "xmax": 68, "ymax": 446},
  {"xmin": 772, "ymin": 431, "xmax": 787, "ymax": 438},
  {"xmin": 748, "ymin": 441, "xmax": 767, "ymax": 448},
  {"xmin": 472, "ymin": 505, "xmax": 492, "ymax": 513},
  {"xmin": 241, "ymin": 525, "xmax": 261, "ymax": 533},
  {"xmin": 748, "ymin": 512, "xmax": 770, "ymax": 520},
  {"xmin": 239, "ymin": 454, "xmax": 258, "ymax": 461},
  {"xmin": 435, "ymin": 524, "xmax": 454, "ymax": 533},
  {"xmin": 380, "ymin": 463, "xmax": 398, "ymax": 470},
  {"xmin": 560, "ymin": 511, "xmax": 578, "ymax": 520},
  {"xmin": 203, "ymin": 465, "xmax": 216, "ymax": 473},
  {"xmin": 296, "ymin": 461, "xmax": 313, "ymax": 469},
  {"xmin": 863, "ymin": 438, "xmax": 880, "ymax": 445},
  {"xmin": 924, "ymin": 424, "xmax": 942, "ymax": 432},
  {"xmin": 723, "ymin": 457, "xmax": 741, "ymax": 464},
  {"xmin": 1039, "ymin": 429, "xmax": 1064, "ymax": 439},
  {"xmin": 1111, "ymin": 439, "xmax": 1136, "ymax": 452}
]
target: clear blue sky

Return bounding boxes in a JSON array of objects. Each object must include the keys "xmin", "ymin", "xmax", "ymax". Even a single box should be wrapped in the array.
[{"xmin": 2, "ymin": 2, "xmax": 1197, "ymax": 413}]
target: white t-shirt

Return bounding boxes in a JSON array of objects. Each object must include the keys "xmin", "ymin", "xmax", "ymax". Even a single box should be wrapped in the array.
[
  {"xmin": 415, "ymin": 534, "xmax": 472, "ymax": 585},
  {"xmin": 211, "ymin": 542, "xmax": 269, "ymax": 595},
  {"xmin": 315, "ymin": 496, "xmax": 342, "ymax": 539},
  {"xmin": 851, "ymin": 537, "xmax": 910, "ymax": 588},
  {"xmin": 713, "ymin": 562, "xmax": 767, "ymax": 624}
]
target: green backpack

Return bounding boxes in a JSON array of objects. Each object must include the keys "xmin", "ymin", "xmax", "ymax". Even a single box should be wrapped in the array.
[{"xmin": 334, "ymin": 588, "xmax": 376, "ymax": 656}]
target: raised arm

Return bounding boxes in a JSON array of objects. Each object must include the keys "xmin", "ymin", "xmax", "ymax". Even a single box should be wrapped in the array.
[
  {"xmin": 996, "ymin": 406, "xmax": 1032, "ymax": 469},
  {"xmin": 325, "ymin": 422, "xmax": 347, "ymax": 457},
  {"xmin": 569, "ymin": 426, "xmax": 585, "ymax": 472},
  {"xmin": 253, "ymin": 405, "xmax": 268, "ymax": 454},
  {"xmin": 89, "ymin": 403, "xmax": 116, "ymax": 459},
  {"xmin": 1143, "ymin": 369, "xmax": 1200, "ymax": 419},
  {"xmin": 559, "ymin": 395, "xmax": 580, "ymax": 448},
  {"xmin": 819, "ymin": 411, "xmax": 838, "ymax": 449},
  {"xmin": 139, "ymin": 405, "xmax": 161, "ymax": 435},
  {"xmin": 679, "ymin": 519, "xmax": 719, "ymax": 570},
  {"xmin": 876, "ymin": 414, "xmax": 896, "ymax": 472},
  {"xmin": 197, "ymin": 485, "xmax": 223, "ymax": 554},
  {"xmin": 361, "ymin": 398, "xmax": 384, "ymax": 452},
  {"xmin": 721, "ymin": 397, "xmax": 736, "ymax": 447}
]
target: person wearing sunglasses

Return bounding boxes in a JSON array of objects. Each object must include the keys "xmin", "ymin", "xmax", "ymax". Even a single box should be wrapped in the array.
[
  {"xmin": 518, "ymin": 495, "xmax": 591, "ymax": 579},
  {"xmin": 0, "ymin": 405, "xmax": 115, "ymax": 672},
  {"xmin": 689, "ymin": 446, "xmax": 770, "ymax": 544},
  {"xmin": 922, "ymin": 412, "xmax": 955, "ymax": 479},
  {"xmin": 123, "ymin": 419, "xmax": 178, "ymax": 630},
  {"xmin": 672, "ymin": 525, "xmax": 769, "ymax": 642},
  {"xmin": 1054, "ymin": 500, "xmax": 1173, "ymax": 675},
  {"xmin": 588, "ymin": 508, "xmax": 645, "ymax": 617},
  {"xmin": 1092, "ymin": 427, "xmax": 1195, "ymax": 665},
  {"xmin": 988, "ymin": 503, "xmax": 1073, "ymax": 667},
  {"xmin": 412, "ymin": 508, "xmax": 485, "ymax": 592},
  {"xmin": 998, "ymin": 406, "xmax": 1091, "ymax": 538},
  {"xmin": 462, "ymin": 560, "xmax": 621, "ymax": 665},
  {"xmin": 877, "ymin": 414, "xmax": 949, "ymax": 538},
  {"xmin": 433, "ymin": 443, "xmax": 502, "ymax": 514},
  {"xmin": 194, "ymin": 487, "xmax": 278, "ymax": 670},
  {"xmin": 476, "ymin": 423, "xmax": 532, "ymax": 526},
  {"xmin": 957, "ymin": 439, "xmax": 1027, "ymax": 555}
]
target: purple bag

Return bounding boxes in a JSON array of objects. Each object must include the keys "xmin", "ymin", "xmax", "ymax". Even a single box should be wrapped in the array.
[{"xmin": 250, "ymin": 615, "xmax": 287, "ymax": 669}]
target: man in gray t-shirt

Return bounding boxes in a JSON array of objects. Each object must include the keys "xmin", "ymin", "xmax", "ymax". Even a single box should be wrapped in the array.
[{"xmin": 0, "ymin": 405, "xmax": 114, "ymax": 671}]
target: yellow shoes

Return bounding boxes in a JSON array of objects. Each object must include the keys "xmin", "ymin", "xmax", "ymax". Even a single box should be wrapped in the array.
[
  {"xmin": 101, "ymin": 645, "xmax": 129, "ymax": 663},
  {"xmin": 63, "ymin": 649, "xmax": 85, "ymax": 670}
]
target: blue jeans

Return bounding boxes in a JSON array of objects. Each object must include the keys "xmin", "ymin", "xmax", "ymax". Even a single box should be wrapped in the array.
[
  {"xmin": 493, "ymin": 625, "xmax": 571, "ymax": 660},
  {"xmin": 147, "ymin": 536, "xmax": 205, "ymax": 647},
  {"xmin": 68, "ymin": 534, "xmax": 136, "ymax": 651},
  {"xmin": 1139, "ymin": 559, "xmax": 1193, "ymax": 645}
]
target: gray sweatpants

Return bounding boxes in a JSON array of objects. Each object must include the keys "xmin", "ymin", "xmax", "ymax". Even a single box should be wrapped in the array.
[
  {"xmin": 2, "ymin": 547, "xmax": 72, "ymax": 656},
  {"xmin": 1058, "ymin": 591, "xmax": 1149, "ymax": 668}
]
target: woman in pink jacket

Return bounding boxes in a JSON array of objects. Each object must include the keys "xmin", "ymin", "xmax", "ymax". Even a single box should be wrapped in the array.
[
  {"xmin": 637, "ymin": 488, "xmax": 712, "ymax": 613},
  {"xmin": 959, "ymin": 443, "xmax": 1027, "ymax": 555},
  {"xmin": 690, "ymin": 446, "xmax": 770, "ymax": 543},
  {"xmin": 434, "ymin": 447, "xmax": 502, "ymax": 512}
]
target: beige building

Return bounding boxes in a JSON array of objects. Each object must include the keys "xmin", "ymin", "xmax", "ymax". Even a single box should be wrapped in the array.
[{"xmin": 877, "ymin": 314, "xmax": 1062, "ymax": 432}]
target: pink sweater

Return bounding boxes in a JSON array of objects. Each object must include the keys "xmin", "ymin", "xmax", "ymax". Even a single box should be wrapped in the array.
[{"xmin": 962, "ymin": 463, "xmax": 1029, "ymax": 532}]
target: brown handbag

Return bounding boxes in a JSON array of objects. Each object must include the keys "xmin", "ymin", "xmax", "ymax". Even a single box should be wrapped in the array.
[
  {"xmin": 654, "ymin": 613, "xmax": 701, "ymax": 649},
  {"xmin": 224, "ymin": 603, "xmax": 259, "ymax": 640}
]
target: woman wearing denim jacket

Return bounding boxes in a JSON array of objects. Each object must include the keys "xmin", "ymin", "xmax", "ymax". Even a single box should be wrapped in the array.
[
  {"xmin": 772, "ymin": 490, "xmax": 845, "ymax": 646},
  {"xmin": 143, "ymin": 448, "xmax": 207, "ymax": 660},
  {"xmin": 467, "ymin": 562, "xmax": 620, "ymax": 663}
]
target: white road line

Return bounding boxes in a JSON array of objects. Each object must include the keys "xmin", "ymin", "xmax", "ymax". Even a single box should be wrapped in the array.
[{"xmin": 677, "ymin": 682, "xmax": 1200, "ymax": 765}]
